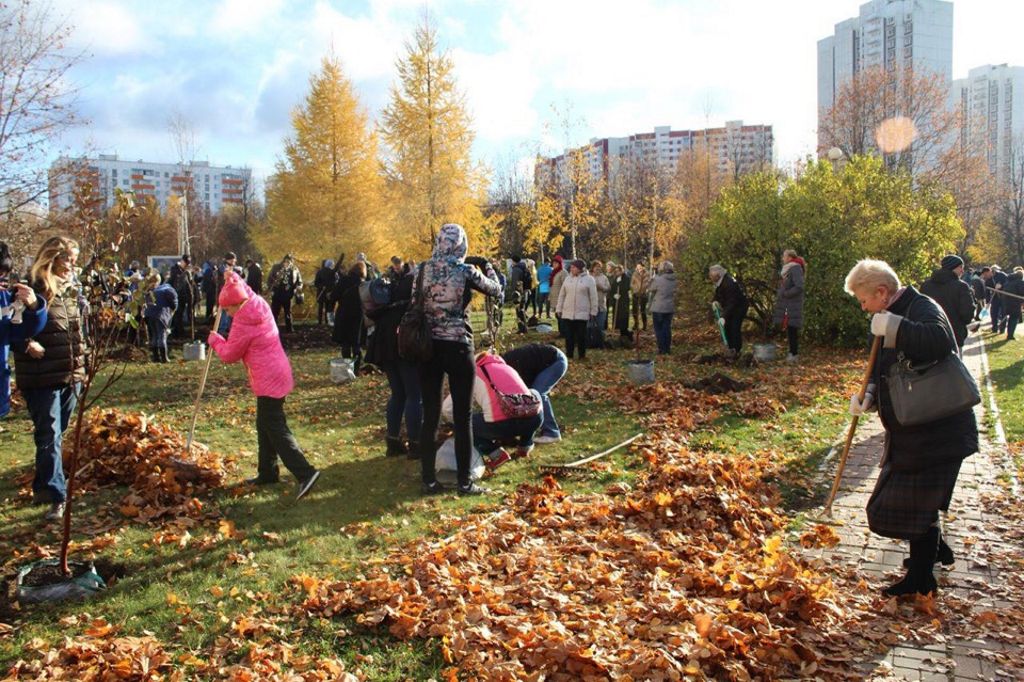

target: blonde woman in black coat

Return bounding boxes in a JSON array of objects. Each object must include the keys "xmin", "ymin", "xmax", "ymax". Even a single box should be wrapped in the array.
[{"xmin": 845, "ymin": 259, "xmax": 978, "ymax": 597}]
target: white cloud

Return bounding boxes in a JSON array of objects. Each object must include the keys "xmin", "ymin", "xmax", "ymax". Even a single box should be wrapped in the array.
[
  {"xmin": 66, "ymin": 0, "xmax": 152, "ymax": 56},
  {"xmin": 454, "ymin": 47, "xmax": 540, "ymax": 143},
  {"xmin": 211, "ymin": 0, "xmax": 285, "ymax": 37}
]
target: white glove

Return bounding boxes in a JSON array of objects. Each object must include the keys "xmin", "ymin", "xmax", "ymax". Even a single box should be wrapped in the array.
[
  {"xmin": 849, "ymin": 385, "xmax": 876, "ymax": 416},
  {"xmin": 870, "ymin": 311, "xmax": 894, "ymax": 337}
]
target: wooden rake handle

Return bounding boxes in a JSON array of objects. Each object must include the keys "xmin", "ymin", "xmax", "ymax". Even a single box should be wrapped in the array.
[
  {"xmin": 823, "ymin": 335, "xmax": 882, "ymax": 516},
  {"xmin": 186, "ymin": 310, "xmax": 222, "ymax": 452}
]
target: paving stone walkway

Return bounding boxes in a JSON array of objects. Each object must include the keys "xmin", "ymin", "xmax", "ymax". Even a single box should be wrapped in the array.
[{"xmin": 821, "ymin": 334, "xmax": 1023, "ymax": 681}]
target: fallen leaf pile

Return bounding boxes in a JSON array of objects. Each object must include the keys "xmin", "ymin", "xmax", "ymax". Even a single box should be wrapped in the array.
[
  {"xmin": 7, "ymin": 617, "xmax": 173, "ymax": 681},
  {"xmin": 62, "ymin": 409, "xmax": 228, "ymax": 521},
  {"xmin": 292, "ymin": 439, "xmax": 867, "ymax": 680}
]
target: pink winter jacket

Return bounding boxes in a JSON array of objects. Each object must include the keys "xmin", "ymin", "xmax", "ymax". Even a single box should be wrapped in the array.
[
  {"xmin": 473, "ymin": 352, "xmax": 540, "ymax": 423},
  {"xmin": 208, "ymin": 292, "xmax": 294, "ymax": 399}
]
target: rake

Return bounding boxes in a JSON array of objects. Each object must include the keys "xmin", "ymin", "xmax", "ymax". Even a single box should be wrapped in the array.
[{"xmin": 539, "ymin": 433, "xmax": 643, "ymax": 477}]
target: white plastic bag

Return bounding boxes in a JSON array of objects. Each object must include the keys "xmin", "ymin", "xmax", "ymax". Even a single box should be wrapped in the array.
[
  {"xmin": 434, "ymin": 437, "xmax": 485, "ymax": 485},
  {"xmin": 330, "ymin": 358, "xmax": 356, "ymax": 384}
]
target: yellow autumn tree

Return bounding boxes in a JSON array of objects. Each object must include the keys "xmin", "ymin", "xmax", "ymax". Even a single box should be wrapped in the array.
[
  {"xmin": 261, "ymin": 56, "xmax": 389, "ymax": 269},
  {"xmin": 380, "ymin": 17, "xmax": 491, "ymax": 258}
]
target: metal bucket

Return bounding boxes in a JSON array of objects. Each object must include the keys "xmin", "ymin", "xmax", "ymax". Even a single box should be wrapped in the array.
[
  {"xmin": 626, "ymin": 359, "xmax": 655, "ymax": 384},
  {"xmin": 330, "ymin": 358, "xmax": 356, "ymax": 384},
  {"xmin": 182, "ymin": 341, "xmax": 206, "ymax": 361},
  {"xmin": 752, "ymin": 343, "xmax": 777, "ymax": 363}
]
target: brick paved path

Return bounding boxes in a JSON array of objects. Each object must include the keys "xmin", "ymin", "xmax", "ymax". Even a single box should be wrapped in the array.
[{"xmin": 822, "ymin": 334, "xmax": 1023, "ymax": 681}]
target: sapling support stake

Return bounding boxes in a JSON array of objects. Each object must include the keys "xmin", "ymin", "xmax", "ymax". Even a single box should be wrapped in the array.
[{"xmin": 823, "ymin": 335, "xmax": 882, "ymax": 517}]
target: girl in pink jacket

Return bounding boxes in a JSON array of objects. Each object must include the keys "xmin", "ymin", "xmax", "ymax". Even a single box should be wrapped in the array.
[{"xmin": 208, "ymin": 271, "xmax": 320, "ymax": 500}]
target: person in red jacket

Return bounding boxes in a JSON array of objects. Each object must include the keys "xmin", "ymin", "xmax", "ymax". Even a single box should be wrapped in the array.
[{"xmin": 208, "ymin": 271, "xmax": 320, "ymax": 500}]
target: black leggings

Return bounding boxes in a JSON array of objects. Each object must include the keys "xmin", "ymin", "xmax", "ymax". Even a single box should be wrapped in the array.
[
  {"xmin": 564, "ymin": 319, "xmax": 588, "ymax": 359},
  {"xmin": 787, "ymin": 325, "xmax": 799, "ymax": 355},
  {"xmin": 418, "ymin": 340, "xmax": 476, "ymax": 487}
]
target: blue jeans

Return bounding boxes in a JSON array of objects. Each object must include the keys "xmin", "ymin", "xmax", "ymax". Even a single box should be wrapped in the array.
[
  {"xmin": 531, "ymin": 348, "xmax": 567, "ymax": 437},
  {"xmin": 25, "ymin": 384, "xmax": 79, "ymax": 503},
  {"xmin": 652, "ymin": 312, "xmax": 673, "ymax": 353},
  {"xmin": 146, "ymin": 317, "xmax": 169, "ymax": 351},
  {"xmin": 384, "ymin": 359, "xmax": 422, "ymax": 441},
  {"xmin": 218, "ymin": 312, "xmax": 233, "ymax": 336},
  {"xmin": 472, "ymin": 412, "xmax": 543, "ymax": 454}
]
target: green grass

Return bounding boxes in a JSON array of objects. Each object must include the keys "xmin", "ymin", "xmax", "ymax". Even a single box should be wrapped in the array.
[
  {"xmin": 979, "ymin": 328, "xmax": 1024, "ymax": 482},
  {"xmin": 982, "ymin": 329, "xmax": 1024, "ymax": 441},
  {"xmin": 0, "ymin": 315, "xmax": 860, "ymax": 676}
]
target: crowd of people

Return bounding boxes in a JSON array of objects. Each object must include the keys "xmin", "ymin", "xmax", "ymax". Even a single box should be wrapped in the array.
[{"xmin": 1, "ymin": 230, "xmax": 1008, "ymax": 605}]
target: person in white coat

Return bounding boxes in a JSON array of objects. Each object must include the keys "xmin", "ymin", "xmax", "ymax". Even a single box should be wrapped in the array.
[{"xmin": 555, "ymin": 259, "xmax": 598, "ymax": 360}]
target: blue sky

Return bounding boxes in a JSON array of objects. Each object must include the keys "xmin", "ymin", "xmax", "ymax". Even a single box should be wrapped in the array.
[{"xmin": 50, "ymin": 0, "xmax": 1024, "ymax": 191}]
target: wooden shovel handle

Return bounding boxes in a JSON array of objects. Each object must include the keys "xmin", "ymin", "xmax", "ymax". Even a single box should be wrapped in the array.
[
  {"xmin": 824, "ymin": 334, "xmax": 882, "ymax": 516},
  {"xmin": 186, "ymin": 310, "xmax": 222, "ymax": 452}
]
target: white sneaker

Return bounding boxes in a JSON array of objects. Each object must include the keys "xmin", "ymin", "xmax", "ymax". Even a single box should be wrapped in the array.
[
  {"xmin": 533, "ymin": 434, "xmax": 562, "ymax": 444},
  {"xmin": 786, "ymin": 353, "xmax": 798, "ymax": 364},
  {"xmin": 45, "ymin": 502, "xmax": 65, "ymax": 521}
]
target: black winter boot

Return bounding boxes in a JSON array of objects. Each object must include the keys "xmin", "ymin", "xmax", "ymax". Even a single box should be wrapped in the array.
[
  {"xmin": 407, "ymin": 440, "xmax": 420, "ymax": 461},
  {"xmin": 385, "ymin": 436, "xmax": 407, "ymax": 457},
  {"xmin": 159, "ymin": 347, "xmax": 170, "ymax": 363},
  {"xmin": 150, "ymin": 347, "xmax": 160, "ymax": 363},
  {"xmin": 904, "ymin": 533, "xmax": 955, "ymax": 568},
  {"xmin": 884, "ymin": 527, "xmax": 939, "ymax": 597}
]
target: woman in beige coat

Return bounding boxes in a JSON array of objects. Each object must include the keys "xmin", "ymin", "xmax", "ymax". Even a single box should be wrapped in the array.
[{"xmin": 555, "ymin": 260, "xmax": 598, "ymax": 360}]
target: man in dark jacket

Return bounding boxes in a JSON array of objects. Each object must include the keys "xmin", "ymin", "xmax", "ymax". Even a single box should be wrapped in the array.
[
  {"xmin": 245, "ymin": 259, "xmax": 263, "ymax": 295},
  {"xmin": 1003, "ymin": 268, "xmax": 1024, "ymax": 340},
  {"xmin": 920, "ymin": 255, "xmax": 975, "ymax": 349},
  {"xmin": 169, "ymin": 254, "xmax": 193, "ymax": 338},
  {"xmin": 508, "ymin": 256, "xmax": 531, "ymax": 333},
  {"xmin": 143, "ymin": 272, "xmax": 178, "ymax": 363},
  {"xmin": 314, "ymin": 259, "xmax": 337, "ymax": 325},
  {"xmin": 968, "ymin": 270, "xmax": 987, "ymax": 320},
  {"xmin": 983, "ymin": 265, "xmax": 1009, "ymax": 333},
  {"xmin": 268, "ymin": 254, "xmax": 302, "ymax": 333},
  {"xmin": 710, "ymin": 265, "xmax": 748, "ymax": 355}
]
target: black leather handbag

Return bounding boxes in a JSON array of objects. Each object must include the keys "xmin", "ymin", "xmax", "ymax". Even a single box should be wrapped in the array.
[
  {"xmin": 397, "ymin": 265, "xmax": 433, "ymax": 363},
  {"xmin": 887, "ymin": 351, "xmax": 980, "ymax": 426}
]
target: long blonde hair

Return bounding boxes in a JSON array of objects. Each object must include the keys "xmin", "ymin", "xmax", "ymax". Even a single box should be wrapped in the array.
[{"xmin": 31, "ymin": 236, "xmax": 79, "ymax": 301}]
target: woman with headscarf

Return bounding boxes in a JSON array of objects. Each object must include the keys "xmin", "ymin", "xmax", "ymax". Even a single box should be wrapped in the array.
[
  {"xmin": 415, "ymin": 224, "xmax": 502, "ymax": 496},
  {"xmin": 772, "ymin": 249, "xmax": 806, "ymax": 363}
]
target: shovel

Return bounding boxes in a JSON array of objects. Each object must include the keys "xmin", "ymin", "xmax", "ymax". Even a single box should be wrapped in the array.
[
  {"xmin": 823, "ymin": 334, "xmax": 882, "ymax": 517},
  {"xmin": 711, "ymin": 302, "xmax": 729, "ymax": 348},
  {"xmin": 185, "ymin": 309, "xmax": 222, "ymax": 453}
]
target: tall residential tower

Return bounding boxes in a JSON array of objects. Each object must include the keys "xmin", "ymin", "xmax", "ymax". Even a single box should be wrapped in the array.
[
  {"xmin": 817, "ymin": 0, "xmax": 953, "ymax": 150},
  {"xmin": 951, "ymin": 64, "xmax": 1024, "ymax": 182}
]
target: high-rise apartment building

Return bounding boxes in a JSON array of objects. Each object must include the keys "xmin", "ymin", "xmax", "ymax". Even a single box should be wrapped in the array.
[
  {"xmin": 48, "ymin": 154, "xmax": 251, "ymax": 215},
  {"xmin": 817, "ymin": 0, "xmax": 953, "ymax": 149},
  {"xmin": 951, "ymin": 64, "xmax": 1024, "ymax": 182},
  {"xmin": 536, "ymin": 121, "xmax": 774, "ymax": 189}
]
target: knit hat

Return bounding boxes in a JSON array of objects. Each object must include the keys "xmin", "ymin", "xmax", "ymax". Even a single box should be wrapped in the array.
[
  {"xmin": 941, "ymin": 255, "xmax": 964, "ymax": 271},
  {"xmin": 218, "ymin": 270, "xmax": 249, "ymax": 307},
  {"xmin": 571, "ymin": 259, "xmax": 586, "ymax": 271}
]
